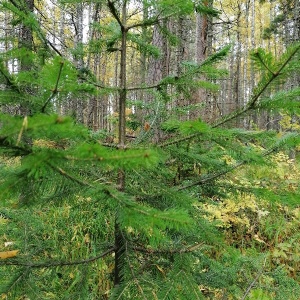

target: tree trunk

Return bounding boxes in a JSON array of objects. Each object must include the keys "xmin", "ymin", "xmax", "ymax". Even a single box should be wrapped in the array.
[
  {"xmin": 19, "ymin": 0, "xmax": 34, "ymax": 71},
  {"xmin": 175, "ymin": 16, "xmax": 190, "ymax": 121},
  {"xmin": 19, "ymin": 0, "xmax": 34, "ymax": 115},
  {"xmin": 191, "ymin": 3, "xmax": 209, "ymax": 121},
  {"xmin": 113, "ymin": 0, "xmax": 128, "ymax": 287},
  {"xmin": 145, "ymin": 19, "xmax": 170, "ymax": 143}
]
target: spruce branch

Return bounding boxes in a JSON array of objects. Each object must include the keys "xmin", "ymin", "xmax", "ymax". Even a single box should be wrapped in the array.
[
  {"xmin": 126, "ymin": 16, "xmax": 159, "ymax": 30},
  {"xmin": 106, "ymin": 4, "xmax": 187, "ymax": 32},
  {"xmin": 107, "ymin": 0, "xmax": 124, "ymax": 30},
  {"xmin": 126, "ymin": 11, "xmax": 184, "ymax": 31},
  {"xmin": 132, "ymin": 243, "xmax": 204, "ymax": 254},
  {"xmin": 161, "ymin": 270, "xmax": 201, "ymax": 300},
  {"xmin": 252, "ymin": 50, "xmax": 275, "ymax": 74},
  {"xmin": 214, "ymin": 42, "xmax": 300, "ymax": 125},
  {"xmin": 89, "ymin": 78, "xmax": 162, "ymax": 92},
  {"xmin": 124, "ymin": 241, "xmax": 148, "ymax": 300},
  {"xmin": 177, "ymin": 132, "xmax": 299, "ymax": 190},
  {"xmin": 127, "ymin": 82, "xmax": 162, "ymax": 91},
  {"xmin": 0, "ymin": 60, "xmax": 22, "ymax": 93},
  {"xmin": 41, "ymin": 61, "xmax": 64, "ymax": 113},
  {"xmin": 159, "ymin": 43, "xmax": 300, "ymax": 147},
  {"xmin": 159, "ymin": 133, "xmax": 198, "ymax": 148},
  {"xmin": 46, "ymin": 162, "xmax": 93, "ymax": 187},
  {"xmin": 241, "ymin": 256, "xmax": 267, "ymax": 300},
  {"xmin": 0, "ymin": 67, "xmax": 16, "ymax": 90},
  {"xmin": 0, "ymin": 247, "xmax": 116, "ymax": 268},
  {"xmin": 177, "ymin": 161, "xmax": 244, "ymax": 190},
  {"xmin": 0, "ymin": 136, "xmax": 32, "ymax": 155},
  {"xmin": 2, "ymin": 267, "xmax": 30, "ymax": 295}
]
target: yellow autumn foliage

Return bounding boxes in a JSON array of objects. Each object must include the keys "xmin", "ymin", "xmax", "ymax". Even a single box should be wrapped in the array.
[
  {"xmin": 202, "ymin": 194, "xmax": 260, "ymax": 228},
  {"xmin": 202, "ymin": 151, "xmax": 299, "ymax": 229},
  {"xmin": 279, "ymin": 113, "xmax": 300, "ymax": 131}
]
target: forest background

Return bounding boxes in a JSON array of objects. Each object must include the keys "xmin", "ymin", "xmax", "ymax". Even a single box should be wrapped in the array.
[{"xmin": 0, "ymin": 0, "xmax": 300, "ymax": 299}]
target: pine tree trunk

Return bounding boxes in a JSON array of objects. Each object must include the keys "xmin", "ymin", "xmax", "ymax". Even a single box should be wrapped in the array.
[
  {"xmin": 113, "ymin": 0, "xmax": 128, "ymax": 287},
  {"xmin": 288, "ymin": 0, "xmax": 300, "ymax": 158},
  {"xmin": 19, "ymin": 0, "xmax": 34, "ymax": 71},
  {"xmin": 135, "ymin": 0, "xmax": 148, "ymax": 126},
  {"xmin": 175, "ymin": 16, "xmax": 190, "ymax": 121},
  {"xmin": 234, "ymin": 5, "xmax": 242, "ymax": 127},
  {"xmin": 19, "ymin": 0, "xmax": 34, "ymax": 115},
  {"xmin": 191, "ymin": 4, "xmax": 209, "ymax": 120},
  {"xmin": 74, "ymin": 3, "xmax": 85, "ymax": 123},
  {"xmin": 145, "ymin": 19, "xmax": 170, "ymax": 143}
]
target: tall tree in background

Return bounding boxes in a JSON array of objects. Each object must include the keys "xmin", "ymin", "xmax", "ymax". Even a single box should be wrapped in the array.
[
  {"xmin": 11, "ymin": 0, "xmax": 35, "ymax": 115},
  {"xmin": 192, "ymin": 1, "xmax": 210, "ymax": 120},
  {"xmin": 262, "ymin": 0, "xmax": 300, "ymax": 155},
  {"xmin": 19, "ymin": 0, "xmax": 34, "ymax": 69}
]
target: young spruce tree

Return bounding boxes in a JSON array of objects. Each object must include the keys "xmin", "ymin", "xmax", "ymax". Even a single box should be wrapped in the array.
[{"xmin": 0, "ymin": 0, "xmax": 300, "ymax": 299}]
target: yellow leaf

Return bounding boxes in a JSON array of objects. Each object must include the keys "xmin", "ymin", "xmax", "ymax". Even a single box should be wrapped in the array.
[{"xmin": 0, "ymin": 250, "xmax": 19, "ymax": 259}]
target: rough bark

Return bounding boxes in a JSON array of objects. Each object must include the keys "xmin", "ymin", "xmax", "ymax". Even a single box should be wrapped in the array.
[
  {"xmin": 191, "ymin": 3, "xmax": 210, "ymax": 121},
  {"xmin": 19, "ymin": 0, "xmax": 34, "ymax": 70},
  {"xmin": 145, "ymin": 19, "xmax": 170, "ymax": 143}
]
